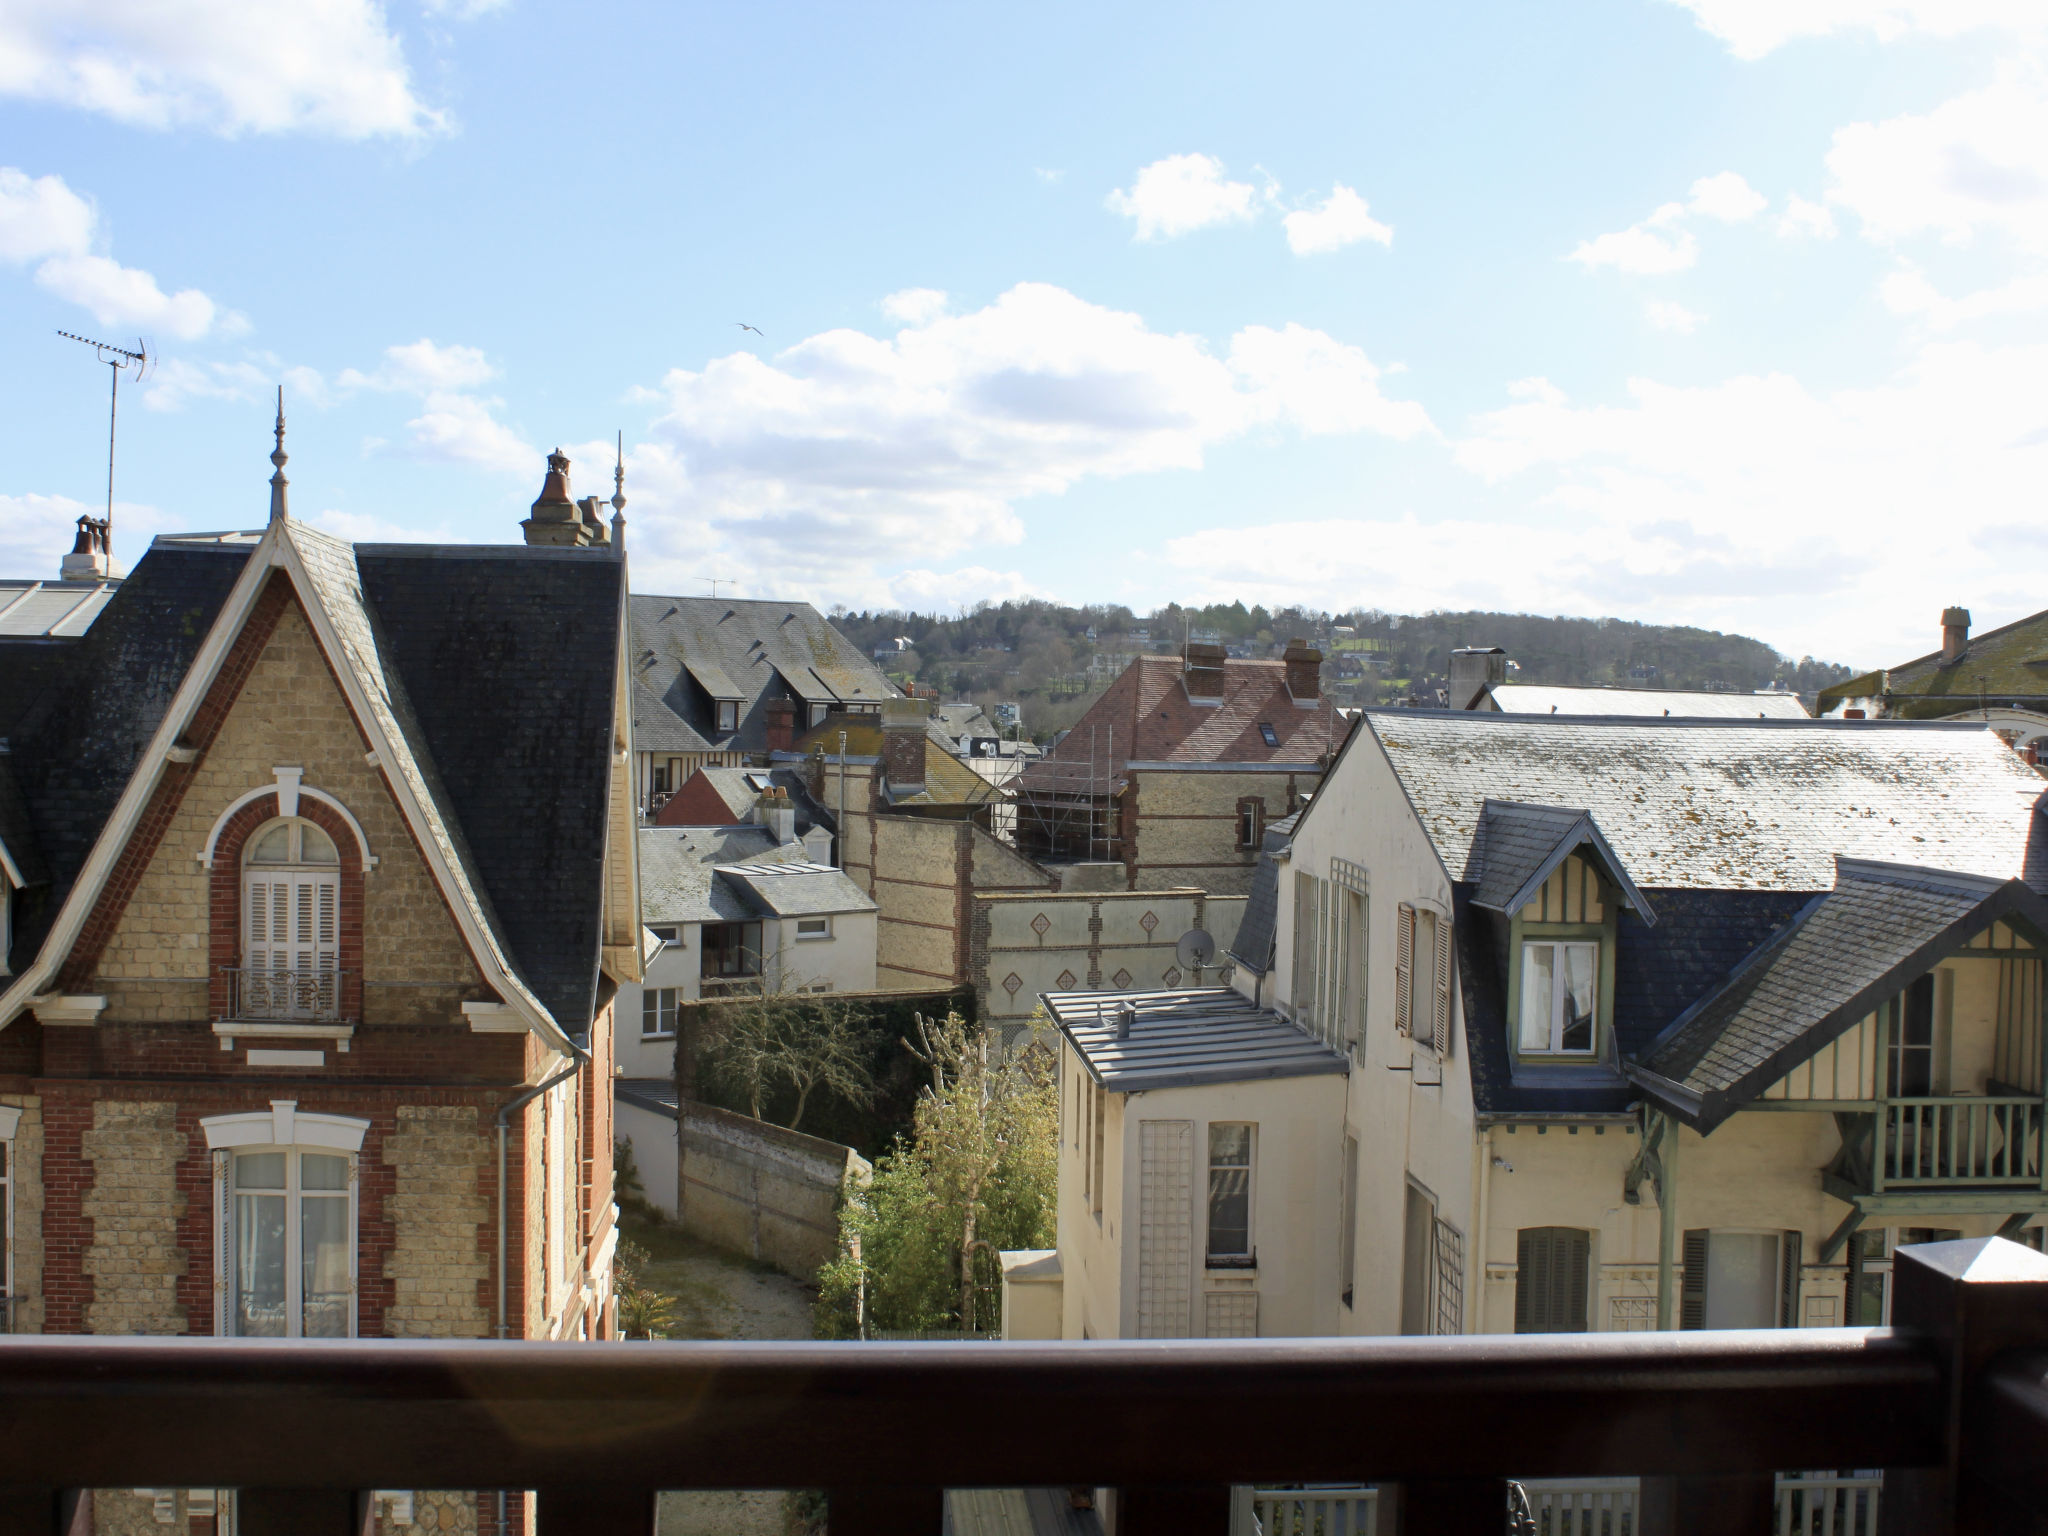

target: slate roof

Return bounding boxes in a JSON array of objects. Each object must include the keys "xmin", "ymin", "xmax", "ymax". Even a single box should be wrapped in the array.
[
  {"xmin": 1469, "ymin": 800, "xmax": 1654, "ymax": 921},
  {"xmin": 0, "ymin": 580, "xmax": 120, "ymax": 638},
  {"xmin": 1228, "ymin": 814, "xmax": 1300, "ymax": 976},
  {"xmin": 352, "ymin": 539, "xmax": 626, "ymax": 1032},
  {"xmin": 630, "ymin": 596, "xmax": 898, "ymax": 753},
  {"xmin": 1, "ymin": 539, "xmax": 250, "ymax": 973},
  {"xmin": 1632, "ymin": 860, "xmax": 2048, "ymax": 1128},
  {"xmin": 1361, "ymin": 711, "xmax": 2048, "ymax": 892},
  {"xmin": 633, "ymin": 679, "xmax": 713, "ymax": 753},
  {"xmin": 715, "ymin": 861, "xmax": 877, "ymax": 918},
  {"xmin": 1853, "ymin": 605, "xmax": 2048, "ymax": 716},
  {"xmin": 929, "ymin": 702, "xmax": 999, "ymax": 751},
  {"xmin": 638, "ymin": 826, "xmax": 795, "ymax": 925},
  {"xmin": 0, "ymin": 759, "xmax": 50, "ymax": 889},
  {"xmin": 1045, "ymin": 987, "xmax": 1349, "ymax": 1092},
  {"xmin": 786, "ymin": 713, "xmax": 994, "ymax": 807},
  {"xmin": 1018, "ymin": 656, "xmax": 1337, "ymax": 794},
  {"xmin": 1487, "ymin": 684, "xmax": 1809, "ymax": 719}
]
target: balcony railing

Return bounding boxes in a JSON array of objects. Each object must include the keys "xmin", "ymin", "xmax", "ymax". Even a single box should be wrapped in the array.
[
  {"xmin": 219, "ymin": 967, "xmax": 349, "ymax": 1023},
  {"xmin": 0, "ymin": 1239, "xmax": 2040, "ymax": 1536},
  {"xmin": 1881, "ymin": 1096, "xmax": 2042, "ymax": 1187}
]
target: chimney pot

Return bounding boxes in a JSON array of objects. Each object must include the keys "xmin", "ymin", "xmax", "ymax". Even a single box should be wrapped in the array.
[
  {"xmin": 1941, "ymin": 606, "xmax": 1971, "ymax": 665},
  {"xmin": 522, "ymin": 449, "xmax": 595, "ymax": 547},
  {"xmin": 1283, "ymin": 639, "xmax": 1323, "ymax": 702},
  {"xmin": 1185, "ymin": 641, "xmax": 1228, "ymax": 699},
  {"xmin": 1116, "ymin": 1004, "xmax": 1135, "ymax": 1040}
]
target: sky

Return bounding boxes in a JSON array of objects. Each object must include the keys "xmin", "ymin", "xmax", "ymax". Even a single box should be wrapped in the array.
[{"xmin": 3, "ymin": 1, "xmax": 2047, "ymax": 669}]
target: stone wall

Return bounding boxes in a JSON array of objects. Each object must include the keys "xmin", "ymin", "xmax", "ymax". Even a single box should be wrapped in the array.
[
  {"xmin": 80, "ymin": 1100, "xmax": 186, "ymax": 1335},
  {"xmin": 1125, "ymin": 767, "xmax": 1312, "ymax": 896},
  {"xmin": 382, "ymin": 1105, "xmax": 490, "ymax": 1338},
  {"xmin": 5, "ymin": 1094, "xmax": 45, "ymax": 1334},
  {"xmin": 674, "ymin": 1100, "xmax": 867, "ymax": 1276},
  {"xmin": 972, "ymin": 889, "xmax": 1246, "ymax": 1027}
]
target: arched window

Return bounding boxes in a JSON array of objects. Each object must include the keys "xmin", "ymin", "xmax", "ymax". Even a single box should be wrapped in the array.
[{"xmin": 241, "ymin": 818, "xmax": 340, "ymax": 1020}]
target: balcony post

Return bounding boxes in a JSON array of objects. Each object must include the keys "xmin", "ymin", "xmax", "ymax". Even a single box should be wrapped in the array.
[
  {"xmin": 1115, "ymin": 1484, "xmax": 1231, "ymax": 1535},
  {"xmin": 1878, "ymin": 1234, "xmax": 2048, "ymax": 1536},
  {"xmin": 1638, "ymin": 1472, "xmax": 1774, "ymax": 1536},
  {"xmin": 533, "ymin": 1486, "xmax": 657, "ymax": 1535},
  {"xmin": 827, "ymin": 1486, "xmax": 943, "ymax": 1536},
  {"xmin": 235, "ymin": 1489, "xmax": 365, "ymax": 1536},
  {"xmin": 1385, "ymin": 1478, "xmax": 1506, "ymax": 1536}
]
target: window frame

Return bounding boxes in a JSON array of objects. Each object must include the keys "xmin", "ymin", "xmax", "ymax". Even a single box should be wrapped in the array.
[
  {"xmin": 1506, "ymin": 857, "xmax": 1618, "ymax": 1069},
  {"xmin": 716, "ymin": 700, "xmax": 741, "ymax": 734},
  {"xmin": 641, "ymin": 987, "xmax": 678, "ymax": 1039},
  {"xmin": 1516, "ymin": 939, "xmax": 1601, "ymax": 1057},
  {"xmin": 1204, "ymin": 1121, "xmax": 1256, "ymax": 1267},
  {"xmin": 794, "ymin": 916, "xmax": 832, "ymax": 941},
  {"xmin": 221, "ymin": 1145, "xmax": 358, "ymax": 1340},
  {"xmin": 809, "ymin": 702, "xmax": 830, "ymax": 729}
]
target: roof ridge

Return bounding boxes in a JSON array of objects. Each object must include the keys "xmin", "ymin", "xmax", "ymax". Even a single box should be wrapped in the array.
[
  {"xmin": 1364, "ymin": 707, "xmax": 1987, "ymax": 730},
  {"xmin": 1834, "ymin": 856, "xmax": 2011, "ymax": 897}
]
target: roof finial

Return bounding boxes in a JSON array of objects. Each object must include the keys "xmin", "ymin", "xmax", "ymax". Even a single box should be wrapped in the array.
[
  {"xmin": 610, "ymin": 429, "xmax": 628, "ymax": 550},
  {"xmin": 268, "ymin": 385, "xmax": 289, "ymax": 524}
]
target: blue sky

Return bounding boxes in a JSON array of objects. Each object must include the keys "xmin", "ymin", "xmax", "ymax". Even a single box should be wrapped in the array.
[{"xmin": 3, "ymin": 1, "xmax": 2046, "ymax": 666}]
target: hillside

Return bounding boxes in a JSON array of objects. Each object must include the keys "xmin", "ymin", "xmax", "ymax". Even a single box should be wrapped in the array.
[{"xmin": 829, "ymin": 600, "xmax": 1857, "ymax": 738}]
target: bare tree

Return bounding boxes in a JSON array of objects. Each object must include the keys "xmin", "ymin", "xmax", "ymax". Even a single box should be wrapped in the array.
[{"xmin": 700, "ymin": 980, "xmax": 879, "ymax": 1133}]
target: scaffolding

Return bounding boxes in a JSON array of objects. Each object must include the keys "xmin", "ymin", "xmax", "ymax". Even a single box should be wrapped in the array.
[{"xmin": 1008, "ymin": 725, "xmax": 1123, "ymax": 865}]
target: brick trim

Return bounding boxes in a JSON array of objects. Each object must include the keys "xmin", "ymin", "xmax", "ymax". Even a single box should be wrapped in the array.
[
  {"xmin": 206, "ymin": 794, "xmax": 367, "ymax": 1023},
  {"xmin": 59, "ymin": 575, "xmax": 293, "ymax": 990}
]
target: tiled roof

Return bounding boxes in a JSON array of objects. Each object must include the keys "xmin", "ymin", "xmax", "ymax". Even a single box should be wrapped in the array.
[
  {"xmin": 1019, "ymin": 656, "xmax": 1337, "ymax": 790},
  {"xmin": 0, "ymin": 759, "xmax": 49, "ymax": 890},
  {"xmin": 1870, "ymin": 606, "xmax": 2048, "ymax": 714},
  {"xmin": 1045, "ymin": 987, "xmax": 1348, "ymax": 1092},
  {"xmin": 1470, "ymin": 800, "xmax": 1654, "ymax": 921},
  {"xmin": 638, "ymin": 826, "xmax": 793, "ymax": 924},
  {"xmin": 1636, "ymin": 860, "xmax": 2048, "ymax": 1128},
  {"xmin": 1361, "ymin": 711, "xmax": 2048, "ymax": 892},
  {"xmin": 656, "ymin": 765, "xmax": 834, "ymax": 833},
  {"xmin": 1228, "ymin": 818, "xmax": 1297, "ymax": 975},
  {"xmin": 633, "ymin": 679, "xmax": 713, "ymax": 753},
  {"xmin": 630, "ymin": 596, "xmax": 897, "ymax": 752},
  {"xmin": 1488, "ymin": 684, "xmax": 1808, "ymax": 719},
  {"xmin": 715, "ymin": 861, "xmax": 876, "ymax": 918}
]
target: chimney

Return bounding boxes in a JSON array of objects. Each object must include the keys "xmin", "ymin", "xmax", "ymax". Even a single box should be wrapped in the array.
[
  {"xmin": 577, "ymin": 496, "xmax": 611, "ymax": 545},
  {"xmin": 1941, "ymin": 606, "xmax": 1971, "ymax": 666},
  {"xmin": 880, "ymin": 697, "xmax": 929, "ymax": 796},
  {"xmin": 520, "ymin": 449, "xmax": 595, "ymax": 547},
  {"xmin": 1283, "ymin": 638, "xmax": 1322, "ymax": 701},
  {"xmin": 1447, "ymin": 647, "xmax": 1509, "ymax": 710},
  {"xmin": 763, "ymin": 697, "xmax": 796, "ymax": 754},
  {"xmin": 756, "ymin": 785, "xmax": 797, "ymax": 845},
  {"xmin": 60, "ymin": 514, "xmax": 116, "ymax": 582},
  {"xmin": 1184, "ymin": 641, "xmax": 1228, "ymax": 700}
]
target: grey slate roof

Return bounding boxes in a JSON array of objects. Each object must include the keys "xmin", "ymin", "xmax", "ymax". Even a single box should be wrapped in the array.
[
  {"xmin": 1470, "ymin": 799, "xmax": 1655, "ymax": 922},
  {"xmin": 639, "ymin": 826, "xmax": 792, "ymax": 924},
  {"xmin": 1228, "ymin": 815, "xmax": 1299, "ymax": 975},
  {"xmin": 715, "ymin": 861, "xmax": 877, "ymax": 918},
  {"xmin": 676, "ymin": 766, "xmax": 835, "ymax": 834},
  {"xmin": 1361, "ymin": 711, "xmax": 2048, "ymax": 892},
  {"xmin": 633, "ymin": 679, "xmax": 713, "ymax": 753},
  {"xmin": 1634, "ymin": 860, "xmax": 2048, "ymax": 1128},
  {"xmin": 0, "ymin": 759, "xmax": 50, "ymax": 889},
  {"xmin": 1487, "ymin": 684, "xmax": 1809, "ymax": 719},
  {"xmin": 1044, "ymin": 987, "xmax": 1349, "ymax": 1092},
  {"xmin": 631, "ymin": 596, "xmax": 897, "ymax": 753}
]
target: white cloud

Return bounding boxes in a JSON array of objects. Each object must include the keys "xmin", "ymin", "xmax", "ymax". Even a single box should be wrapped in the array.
[
  {"xmin": 1034, "ymin": 168, "xmax": 1064, "ymax": 184},
  {"xmin": 145, "ymin": 357, "xmax": 325, "ymax": 413},
  {"xmin": 1282, "ymin": 185, "xmax": 1393, "ymax": 255},
  {"xmin": 1825, "ymin": 71, "xmax": 2048, "ymax": 252},
  {"xmin": 1571, "ymin": 203, "xmax": 1698, "ymax": 273},
  {"xmin": 1778, "ymin": 193, "xmax": 1839, "ymax": 239},
  {"xmin": 884, "ymin": 566, "xmax": 1047, "ymax": 609},
  {"xmin": 1882, "ymin": 263, "xmax": 2048, "ymax": 327},
  {"xmin": 340, "ymin": 339, "xmax": 498, "ymax": 394},
  {"xmin": 0, "ymin": 490, "xmax": 175, "ymax": 579},
  {"xmin": 1646, "ymin": 300, "xmax": 1705, "ymax": 332},
  {"xmin": 1687, "ymin": 171, "xmax": 1768, "ymax": 223},
  {"xmin": 1106, "ymin": 153, "xmax": 1262, "ymax": 241},
  {"xmin": 0, "ymin": 0, "xmax": 447, "ymax": 138},
  {"xmin": 881, "ymin": 288, "xmax": 949, "ymax": 326},
  {"xmin": 0, "ymin": 167, "xmax": 223, "ymax": 338},
  {"xmin": 337, "ymin": 339, "xmax": 531, "ymax": 474},
  {"xmin": 1660, "ymin": 0, "xmax": 2045, "ymax": 59},
  {"xmin": 625, "ymin": 281, "xmax": 1430, "ymax": 598}
]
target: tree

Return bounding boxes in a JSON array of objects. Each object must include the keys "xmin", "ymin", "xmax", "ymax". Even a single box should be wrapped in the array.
[
  {"xmin": 698, "ymin": 984, "xmax": 880, "ymax": 1133},
  {"xmin": 816, "ymin": 1011, "xmax": 1057, "ymax": 1337}
]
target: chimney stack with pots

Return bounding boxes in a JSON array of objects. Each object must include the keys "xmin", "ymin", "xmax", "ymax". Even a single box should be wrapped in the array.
[
  {"xmin": 763, "ymin": 697, "xmax": 796, "ymax": 754},
  {"xmin": 1942, "ymin": 607, "xmax": 1971, "ymax": 666},
  {"xmin": 1184, "ymin": 641, "xmax": 1228, "ymax": 700},
  {"xmin": 756, "ymin": 786, "xmax": 798, "ymax": 845},
  {"xmin": 1447, "ymin": 647, "xmax": 1509, "ymax": 710},
  {"xmin": 1283, "ymin": 638, "xmax": 1323, "ymax": 701},
  {"xmin": 881, "ymin": 698, "xmax": 929, "ymax": 796},
  {"xmin": 521, "ymin": 450, "xmax": 599, "ymax": 548},
  {"xmin": 60, "ymin": 513, "xmax": 118, "ymax": 582}
]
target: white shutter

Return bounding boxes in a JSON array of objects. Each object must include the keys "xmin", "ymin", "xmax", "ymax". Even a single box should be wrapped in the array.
[
  {"xmin": 1432, "ymin": 913, "xmax": 1453, "ymax": 1056},
  {"xmin": 1394, "ymin": 905, "xmax": 1414, "ymax": 1037},
  {"xmin": 243, "ymin": 869, "xmax": 339, "ymax": 1015}
]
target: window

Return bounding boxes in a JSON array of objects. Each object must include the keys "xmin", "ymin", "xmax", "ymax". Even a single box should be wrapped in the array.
[
  {"xmin": 648, "ymin": 925, "xmax": 680, "ymax": 947},
  {"xmin": 1518, "ymin": 941, "xmax": 1598, "ymax": 1055},
  {"xmin": 1681, "ymin": 1229, "xmax": 1803, "ymax": 1329},
  {"xmin": 1516, "ymin": 1227, "xmax": 1591, "ymax": 1333},
  {"xmin": 1887, "ymin": 974, "xmax": 1938, "ymax": 1096},
  {"xmin": 1237, "ymin": 797, "xmax": 1263, "ymax": 849},
  {"xmin": 641, "ymin": 987, "xmax": 678, "ymax": 1039},
  {"xmin": 1257, "ymin": 722, "xmax": 1279, "ymax": 748},
  {"xmin": 1206, "ymin": 1123, "xmax": 1254, "ymax": 1264},
  {"xmin": 650, "ymin": 765, "xmax": 670, "ymax": 795},
  {"xmin": 1396, "ymin": 904, "xmax": 1453, "ymax": 1053},
  {"xmin": 810, "ymin": 702, "xmax": 830, "ymax": 728},
  {"xmin": 1339, "ymin": 1135, "xmax": 1358, "ymax": 1308},
  {"xmin": 795, "ymin": 916, "xmax": 831, "ymax": 940},
  {"xmin": 716, "ymin": 700, "xmax": 740, "ymax": 734},
  {"xmin": 701, "ymin": 921, "xmax": 763, "ymax": 980},
  {"xmin": 241, "ymin": 817, "xmax": 340, "ymax": 1020},
  {"xmin": 228, "ymin": 1149, "xmax": 353, "ymax": 1338},
  {"xmin": 1401, "ymin": 1183, "xmax": 1435, "ymax": 1335}
]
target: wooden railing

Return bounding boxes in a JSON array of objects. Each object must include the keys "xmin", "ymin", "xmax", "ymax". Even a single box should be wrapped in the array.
[
  {"xmin": 0, "ymin": 1239, "xmax": 2042, "ymax": 1535},
  {"xmin": 1882, "ymin": 1096, "xmax": 2042, "ymax": 1186}
]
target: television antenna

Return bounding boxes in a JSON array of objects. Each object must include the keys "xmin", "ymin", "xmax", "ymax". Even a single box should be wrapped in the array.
[
  {"xmin": 697, "ymin": 576, "xmax": 735, "ymax": 598},
  {"xmin": 57, "ymin": 331, "xmax": 152, "ymax": 559}
]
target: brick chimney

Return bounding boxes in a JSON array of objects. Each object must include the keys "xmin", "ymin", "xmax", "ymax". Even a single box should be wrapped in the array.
[
  {"xmin": 520, "ymin": 450, "xmax": 596, "ymax": 547},
  {"xmin": 880, "ymin": 698, "xmax": 929, "ymax": 796},
  {"xmin": 763, "ymin": 697, "xmax": 796, "ymax": 754},
  {"xmin": 1942, "ymin": 606, "xmax": 1971, "ymax": 666},
  {"xmin": 60, "ymin": 513, "xmax": 118, "ymax": 581},
  {"xmin": 1447, "ymin": 647, "xmax": 1508, "ymax": 710},
  {"xmin": 1283, "ymin": 639, "xmax": 1322, "ymax": 701},
  {"xmin": 1184, "ymin": 641, "xmax": 1228, "ymax": 700},
  {"xmin": 756, "ymin": 785, "xmax": 797, "ymax": 845}
]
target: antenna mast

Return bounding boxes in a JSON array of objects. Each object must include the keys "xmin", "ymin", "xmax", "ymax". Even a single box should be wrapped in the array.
[
  {"xmin": 57, "ymin": 331, "xmax": 151, "ymax": 561},
  {"xmin": 697, "ymin": 576, "xmax": 734, "ymax": 598}
]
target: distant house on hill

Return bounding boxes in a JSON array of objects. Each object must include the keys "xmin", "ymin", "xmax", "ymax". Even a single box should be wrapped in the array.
[
  {"xmin": 1819, "ymin": 606, "xmax": 2048, "ymax": 768},
  {"xmin": 1010, "ymin": 642, "xmax": 1340, "ymax": 895},
  {"xmin": 629, "ymin": 596, "xmax": 899, "ymax": 812}
]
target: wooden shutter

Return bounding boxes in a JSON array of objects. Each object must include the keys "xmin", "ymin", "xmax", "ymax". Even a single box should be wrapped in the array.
[
  {"xmin": 1515, "ymin": 1227, "xmax": 1590, "ymax": 1334},
  {"xmin": 1293, "ymin": 874, "xmax": 1318, "ymax": 1026},
  {"xmin": 1394, "ymin": 905, "xmax": 1414, "ymax": 1037},
  {"xmin": 1431, "ymin": 912, "xmax": 1454, "ymax": 1055},
  {"xmin": 1780, "ymin": 1230, "xmax": 1803, "ymax": 1328},
  {"xmin": 1681, "ymin": 1229, "xmax": 1709, "ymax": 1329}
]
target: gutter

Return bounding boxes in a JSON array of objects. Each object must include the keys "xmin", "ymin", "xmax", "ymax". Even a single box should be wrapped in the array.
[{"xmin": 496, "ymin": 1041, "xmax": 589, "ymax": 1340}]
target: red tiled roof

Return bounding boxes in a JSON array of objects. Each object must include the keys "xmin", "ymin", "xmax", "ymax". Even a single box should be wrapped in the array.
[{"xmin": 1024, "ymin": 656, "xmax": 1336, "ymax": 785}]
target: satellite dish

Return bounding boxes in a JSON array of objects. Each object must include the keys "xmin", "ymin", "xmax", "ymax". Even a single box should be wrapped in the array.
[{"xmin": 1175, "ymin": 928, "xmax": 1217, "ymax": 970}]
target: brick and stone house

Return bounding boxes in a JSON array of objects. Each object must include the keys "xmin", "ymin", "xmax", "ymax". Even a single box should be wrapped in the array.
[{"xmin": 0, "ymin": 432, "xmax": 640, "ymax": 1407}]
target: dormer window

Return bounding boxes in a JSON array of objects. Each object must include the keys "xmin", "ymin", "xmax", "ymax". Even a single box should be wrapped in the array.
[
  {"xmin": 1518, "ymin": 941, "xmax": 1597, "ymax": 1055},
  {"xmin": 717, "ymin": 700, "xmax": 740, "ymax": 734}
]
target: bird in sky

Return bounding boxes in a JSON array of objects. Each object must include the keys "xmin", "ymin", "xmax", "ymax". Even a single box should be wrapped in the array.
[{"xmin": 735, "ymin": 323, "xmax": 764, "ymax": 336}]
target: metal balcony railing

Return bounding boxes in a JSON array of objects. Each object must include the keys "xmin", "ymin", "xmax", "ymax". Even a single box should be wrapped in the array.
[
  {"xmin": 219, "ymin": 967, "xmax": 349, "ymax": 1023},
  {"xmin": 0, "ymin": 1239, "xmax": 2041, "ymax": 1536},
  {"xmin": 1882, "ymin": 1096, "xmax": 2043, "ymax": 1187}
]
